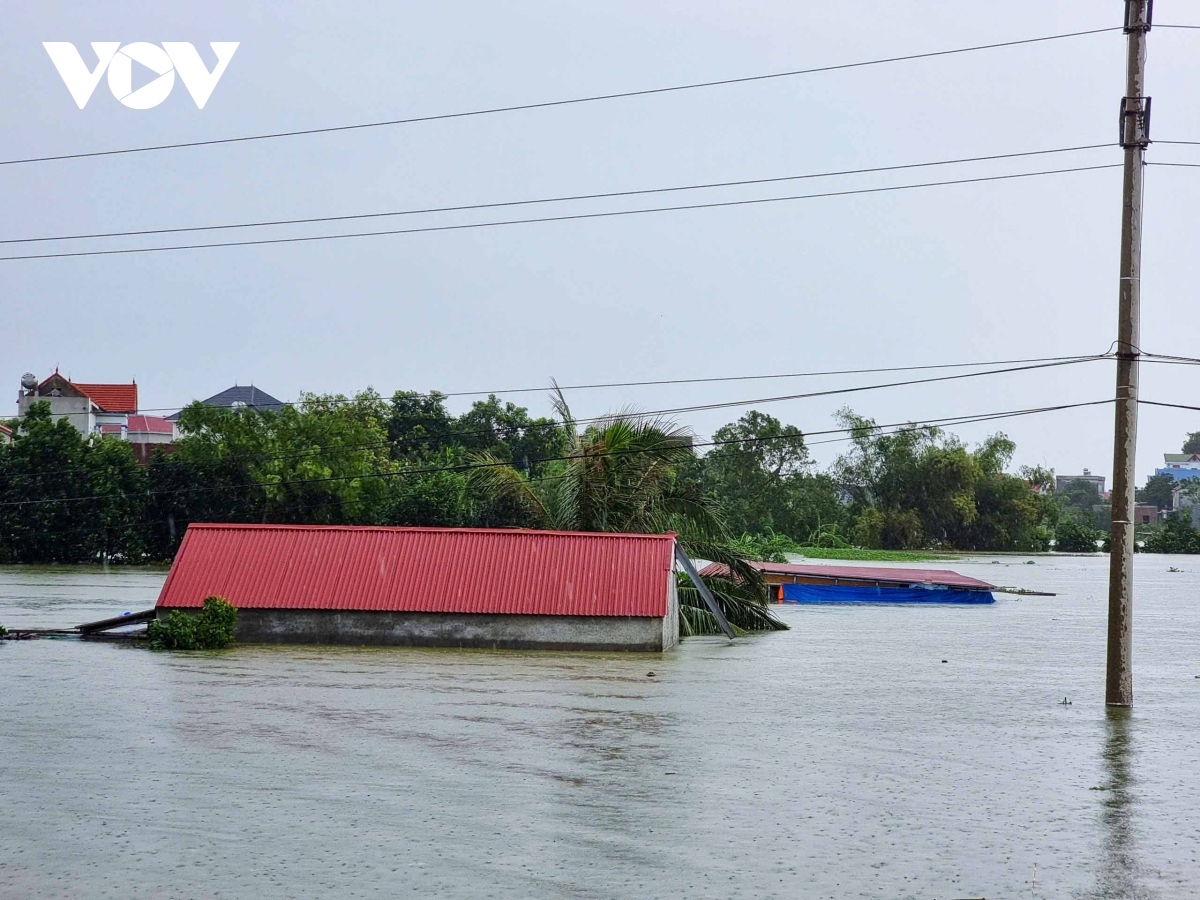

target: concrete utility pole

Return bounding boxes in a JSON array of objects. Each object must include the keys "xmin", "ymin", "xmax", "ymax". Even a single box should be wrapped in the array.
[{"xmin": 1107, "ymin": 0, "xmax": 1152, "ymax": 707}]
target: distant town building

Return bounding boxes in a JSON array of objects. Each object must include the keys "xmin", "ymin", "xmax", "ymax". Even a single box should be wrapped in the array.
[
  {"xmin": 1056, "ymin": 468, "xmax": 1106, "ymax": 494},
  {"xmin": 1155, "ymin": 452, "xmax": 1200, "ymax": 483},
  {"xmin": 1133, "ymin": 503, "xmax": 1160, "ymax": 526},
  {"xmin": 167, "ymin": 384, "xmax": 284, "ymax": 422},
  {"xmin": 0, "ymin": 423, "xmax": 12, "ymax": 445},
  {"xmin": 1171, "ymin": 482, "xmax": 1200, "ymax": 527},
  {"xmin": 16, "ymin": 371, "xmax": 138, "ymax": 437}
]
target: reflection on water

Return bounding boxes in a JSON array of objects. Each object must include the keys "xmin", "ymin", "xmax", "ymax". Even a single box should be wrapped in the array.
[
  {"xmin": 2, "ymin": 556, "xmax": 1199, "ymax": 899},
  {"xmin": 1091, "ymin": 708, "xmax": 1150, "ymax": 900}
]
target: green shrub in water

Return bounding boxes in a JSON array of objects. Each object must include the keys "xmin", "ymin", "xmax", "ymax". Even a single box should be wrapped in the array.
[{"xmin": 147, "ymin": 596, "xmax": 238, "ymax": 651}]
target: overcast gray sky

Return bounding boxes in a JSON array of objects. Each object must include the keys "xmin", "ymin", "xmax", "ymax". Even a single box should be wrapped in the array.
[{"xmin": 4, "ymin": 2, "xmax": 1200, "ymax": 483}]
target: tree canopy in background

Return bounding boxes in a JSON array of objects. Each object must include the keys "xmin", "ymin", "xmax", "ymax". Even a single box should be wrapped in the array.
[
  {"xmin": 1136, "ymin": 472, "xmax": 1176, "ymax": 510},
  {"xmin": 3, "ymin": 390, "xmax": 1195, "ymax": 564}
]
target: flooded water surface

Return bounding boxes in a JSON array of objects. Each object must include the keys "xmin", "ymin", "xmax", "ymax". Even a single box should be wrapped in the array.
[{"xmin": 1, "ymin": 555, "xmax": 1198, "ymax": 899}]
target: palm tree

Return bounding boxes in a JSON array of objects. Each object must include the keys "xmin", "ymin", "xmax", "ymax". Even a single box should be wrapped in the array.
[{"xmin": 470, "ymin": 385, "xmax": 786, "ymax": 635}]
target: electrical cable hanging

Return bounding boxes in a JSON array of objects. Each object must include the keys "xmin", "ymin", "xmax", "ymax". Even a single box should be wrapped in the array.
[
  {"xmin": 0, "ymin": 144, "xmax": 1113, "ymax": 247},
  {"xmin": 0, "ymin": 164, "xmax": 1121, "ymax": 262},
  {"xmin": 0, "ymin": 27, "xmax": 1121, "ymax": 168}
]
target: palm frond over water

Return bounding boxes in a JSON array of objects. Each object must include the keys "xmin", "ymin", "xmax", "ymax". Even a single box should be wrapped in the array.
[{"xmin": 470, "ymin": 387, "xmax": 786, "ymax": 634}]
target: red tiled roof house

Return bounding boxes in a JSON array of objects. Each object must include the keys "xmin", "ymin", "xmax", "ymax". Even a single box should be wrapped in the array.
[{"xmin": 16, "ymin": 371, "xmax": 138, "ymax": 436}]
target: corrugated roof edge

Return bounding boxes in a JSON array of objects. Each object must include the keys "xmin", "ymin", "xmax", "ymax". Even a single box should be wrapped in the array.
[
  {"xmin": 179, "ymin": 522, "xmax": 678, "ymax": 540},
  {"xmin": 157, "ymin": 524, "xmax": 680, "ymax": 616}
]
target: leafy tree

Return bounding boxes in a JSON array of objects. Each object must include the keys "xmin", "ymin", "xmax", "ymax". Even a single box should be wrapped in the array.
[
  {"xmin": 1137, "ymin": 472, "xmax": 1175, "ymax": 510},
  {"xmin": 1142, "ymin": 511, "xmax": 1200, "ymax": 554},
  {"xmin": 1055, "ymin": 519, "xmax": 1102, "ymax": 552},
  {"xmin": 469, "ymin": 388, "xmax": 785, "ymax": 634},
  {"xmin": 173, "ymin": 391, "xmax": 394, "ymax": 525},
  {"xmin": 453, "ymin": 395, "xmax": 566, "ymax": 473},
  {"xmin": 700, "ymin": 411, "xmax": 846, "ymax": 539},
  {"xmin": 147, "ymin": 596, "xmax": 238, "ymax": 650},
  {"xmin": 387, "ymin": 391, "xmax": 457, "ymax": 456},
  {"xmin": 1059, "ymin": 478, "xmax": 1101, "ymax": 510},
  {"xmin": 0, "ymin": 403, "xmax": 147, "ymax": 563},
  {"xmin": 1183, "ymin": 432, "xmax": 1200, "ymax": 455},
  {"xmin": 833, "ymin": 410, "xmax": 1048, "ymax": 551}
]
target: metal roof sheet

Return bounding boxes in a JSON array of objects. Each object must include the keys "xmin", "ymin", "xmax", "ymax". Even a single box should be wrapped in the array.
[
  {"xmin": 698, "ymin": 559, "xmax": 995, "ymax": 591},
  {"xmin": 127, "ymin": 415, "xmax": 174, "ymax": 433},
  {"xmin": 157, "ymin": 524, "xmax": 677, "ymax": 616}
]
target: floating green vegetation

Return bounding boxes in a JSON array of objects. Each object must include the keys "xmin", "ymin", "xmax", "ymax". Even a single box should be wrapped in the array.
[{"xmin": 147, "ymin": 596, "xmax": 237, "ymax": 651}]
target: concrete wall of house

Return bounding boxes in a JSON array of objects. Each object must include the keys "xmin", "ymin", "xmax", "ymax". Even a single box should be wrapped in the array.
[
  {"xmin": 18, "ymin": 395, "xmax": 94, "ymax": 435},
  {"xmin": 127, "ymin": 430, "xmax": 173, "ymax": 443},
  {"xmin": 170, "ymin": 608, "xmax": 676, "ymax": 651},
  {"xmin": 662, "ymin": 573, "xmax": 679, "ymax": 651}
]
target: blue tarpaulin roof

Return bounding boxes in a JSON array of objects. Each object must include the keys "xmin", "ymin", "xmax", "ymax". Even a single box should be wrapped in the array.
[{"xmin": 781, "ymin": 583, "xmax": 995, "ymax": 605}]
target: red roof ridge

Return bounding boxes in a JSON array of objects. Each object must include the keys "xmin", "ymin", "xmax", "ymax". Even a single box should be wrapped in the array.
[{"xmin": 183, "ymin": 522, "xmax": 678, "ymax": 540}]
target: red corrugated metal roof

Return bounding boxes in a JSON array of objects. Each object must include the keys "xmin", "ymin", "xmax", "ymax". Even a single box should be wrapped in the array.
[
  {"xmin": 699, "ymin": 559, "xmax": 995, "ymax": 591},
  {"xmin": 158, "ymin": 524, "xmax": 677, "ymax": 616},
  {"xmin": 127, "ymin": 415, "xmax": 173, "ymax": 433},
  {"xmin": 73, "ymin": 382, "xmax": 138, "ymax": 413}
]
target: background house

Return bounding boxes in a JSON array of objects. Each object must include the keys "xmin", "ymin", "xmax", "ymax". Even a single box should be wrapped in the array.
[
  {"xmin": 1055, "ymin": 468, "xmax": 1106, "ymax": 494},
  {"xmin": 1155, "ymin": 453, "xmax": 1200, "ymax": 483},
  {"xmin": 167, "ymin": 384, "xmax": 284, "ymax": 423},
  {"xmin": 0, "ymin": 423, "xmax": 11, "ymax": 445},
  {"xmin": 16, "ymin": 371, "xmax": 137, "ymax": 436}
]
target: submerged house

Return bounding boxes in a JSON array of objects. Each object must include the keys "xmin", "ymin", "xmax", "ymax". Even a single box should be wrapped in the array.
[
  {"xmin": 156, "ymin": 524, "xmax": 691, "ymax": 650},
  {"xmin": 700, "ymin": 560, "xmax": 996, "ymax": 604}
]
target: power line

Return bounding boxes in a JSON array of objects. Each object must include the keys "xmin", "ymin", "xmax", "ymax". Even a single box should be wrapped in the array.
[
  {"xmin": 125, "ymin": 350, "xmax": 1111, "ymax": 414},
  {"xmin": 0, "ymin": 164, "xmax": 1121, "ymax": 262},
  {"xmin": 1146, "ymin": 161, "xmax": 1200, "ymax": 167},
  {"xmin": 0, "ymin": 144, "xmax": 1112, "ymax": 246},
  {"xmin": 573, "ymin": 356, "xmax": 1110, "ymax": 420},
  {"xmin": 1139, "ymin": 400, "xmax": 1200, "ymax": 412},
  {"xmin": 6, "ymin": 355, "xmax": 1111, "ymax": 484},
  {"xmin": 0, "ymin": 399, "xmax": 1114, "ymax": 508},
  {"xmin": 0, "ymin": 27, "xmax": 1121, "ymax": 169}
]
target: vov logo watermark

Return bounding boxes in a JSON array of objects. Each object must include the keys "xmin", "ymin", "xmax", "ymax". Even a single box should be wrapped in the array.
[{"xmin": 43, "ymin": 42, "xmax": 239, "ymax": 109}]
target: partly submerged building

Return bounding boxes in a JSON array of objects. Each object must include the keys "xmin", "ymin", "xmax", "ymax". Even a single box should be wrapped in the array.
[
  {"xmin": 156, "ymin": 524, "xmax": 696, "ymax": 650},
  {"xmin": 700, "ymin": 560, "xmax": 996, "ymax": 604}
]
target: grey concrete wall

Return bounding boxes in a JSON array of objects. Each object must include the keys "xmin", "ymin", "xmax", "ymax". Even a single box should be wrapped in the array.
[
  {"xmin": 19, "ymin": 395, "xmax": 93, "ymax": 435},
  {"xmin": 662, "ymin": 574, "xmax": 679, "ymax": 651},
  {"xmin": 188, "ymin": 608, "xmax": 673, "ymax": 651}
]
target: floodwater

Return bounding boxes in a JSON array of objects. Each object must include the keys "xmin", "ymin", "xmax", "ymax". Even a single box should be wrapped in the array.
[{"xmin": 1, "ymin": 556, "xmax": 1198, "ymax": 900}]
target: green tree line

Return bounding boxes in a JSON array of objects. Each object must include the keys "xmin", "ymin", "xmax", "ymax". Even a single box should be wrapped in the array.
[{"xmin": 3, "ymin": 393, "xmax": 1190, "ymax": 569}]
